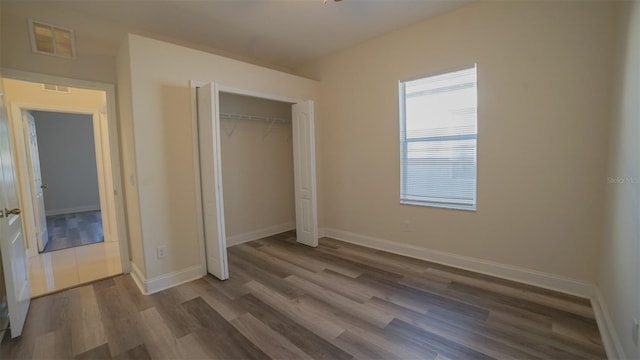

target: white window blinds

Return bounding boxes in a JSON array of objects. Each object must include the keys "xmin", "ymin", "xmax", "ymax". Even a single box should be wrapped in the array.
[{"xmin": 399, "ymin": 66, "xmax": 477, "ymax": 210}]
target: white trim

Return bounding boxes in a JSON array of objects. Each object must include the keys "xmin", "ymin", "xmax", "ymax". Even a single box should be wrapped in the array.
[
  {"xmin": 216, "ymin": 85, "xmax": 300, "ymax": 104},
  {"xmin": 226, "ymin": 222, "xmax": 296, "ymax": 247},
  {"xmin": 45, "ymin": 205, "xmax": 101, "ymax": 216},
  {"xmin": 189, "ymin": 80, "xmax": 208, "ymax": 278},
  {"xmin": 130, "ymin": 263, "xmax": 203, "ymax": 295},
  {"xmin": 321, "ymin": 227, "xmax": 595, "ymax": 298},
  {"xmin": 130, "ymin": 262, "xmax": 147, "ymax": 295},
  {"xmin": 401, "ymin": 199, "xmax": 477, "ymax": 212},
  {"xmin": 592, "ymin": 287, "xmax": 625, "ymax": 360}
]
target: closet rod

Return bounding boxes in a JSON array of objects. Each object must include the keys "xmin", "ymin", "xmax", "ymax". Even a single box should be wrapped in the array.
[{"xmin": 219, "ymin": 112, "xmax": 290, "ymax": 124}]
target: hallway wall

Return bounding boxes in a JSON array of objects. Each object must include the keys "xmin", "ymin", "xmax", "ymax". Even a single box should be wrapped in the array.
[{"xmin": 32, "ymin": 111, "xmax": 100, "ymax": 216}]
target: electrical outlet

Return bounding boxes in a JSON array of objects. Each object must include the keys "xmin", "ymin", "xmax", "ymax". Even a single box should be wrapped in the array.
[
  {"xmin": 157, "ymin": 246, "xmax": 167, "ymax": 259},
  {"xmin": 402, "ymin": 221, "xmax": 410, "ymax": 232},
  {"xmin": 633, "ymin": 318, "xmax": 639, "ymax": 347}
]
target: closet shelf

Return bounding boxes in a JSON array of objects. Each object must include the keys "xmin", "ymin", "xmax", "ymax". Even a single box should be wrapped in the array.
[
  {"xmin": 219, "ymin": 112, "xmax": 290, "ymax": 139},
  {"xmin": 220, "ymin": 112, "xmax": 290, "ymax": 124}
]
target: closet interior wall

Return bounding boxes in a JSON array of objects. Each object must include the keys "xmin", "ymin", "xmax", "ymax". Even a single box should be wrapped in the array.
[{"xmin": 218, "ymin": 92, "xmax": 295, "ymax": 243}]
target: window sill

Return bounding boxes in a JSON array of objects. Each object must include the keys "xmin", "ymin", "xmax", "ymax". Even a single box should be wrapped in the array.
[{"xmin": 400, "ymin": 200, "xmax": 476, "ymax": 212}]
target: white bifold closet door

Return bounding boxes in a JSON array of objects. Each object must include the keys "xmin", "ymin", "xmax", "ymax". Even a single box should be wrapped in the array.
[
  {"xmin": 197, "ymin": 83, "xmax": 228, "ymax": 280},
  {"xmin": 292, "ymin": 101, "xmax": 318, "ymax": 247}
]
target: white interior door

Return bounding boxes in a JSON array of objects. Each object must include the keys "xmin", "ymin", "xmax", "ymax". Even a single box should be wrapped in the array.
[
  {"xmin": 22, "ymin": 111, "xmax": 49, "ymax": 252},
  {"xmin": 292, "ymin": 101, "xmax": 318, "ymax": 247},
  {"xmin": 97, "ymin": 109, "xmax": 115, "ymax": 244},
  {"xmin": 196, "ymin": 83, "xmax": 228, "ymax": 280},
  {"xmin": 0, "ymin": 82, "xmax": 31, "ymax": 337}
]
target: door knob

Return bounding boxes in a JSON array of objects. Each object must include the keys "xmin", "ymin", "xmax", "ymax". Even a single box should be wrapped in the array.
[
  {"xmin": 41, "ymin": 184, "xmax": 48, "ymax": 189},
  {"xmin": 4, "ymin": 208, "xmax": 21, "ymax": 215}
]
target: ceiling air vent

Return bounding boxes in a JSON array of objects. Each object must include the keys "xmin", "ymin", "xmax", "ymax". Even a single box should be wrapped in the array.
[
  {"xmin": 28, "ymin": 19, "xmax": 76, "ymax": 59},
  {"xmin": 42, "ymin": 84, "xmax": 71, "ymax": 94}
]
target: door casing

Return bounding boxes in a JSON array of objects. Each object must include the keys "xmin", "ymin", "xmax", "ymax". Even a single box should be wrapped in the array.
[{"xmin": 10, "ymin": 104, "xmax": 114, "ymax": 256}]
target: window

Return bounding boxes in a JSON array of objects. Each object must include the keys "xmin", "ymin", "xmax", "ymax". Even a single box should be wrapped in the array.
[
  {"xmin": 399, "ymin": 65, "xmax": 477, "ymax": 211},
  {"xmin": 28, "ymin": 19, "xmax": 76, "ymax": 59}
]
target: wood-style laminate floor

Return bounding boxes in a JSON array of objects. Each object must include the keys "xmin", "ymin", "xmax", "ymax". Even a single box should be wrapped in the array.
[
  {"xmin": 43, "ymin": 211, "xmax": 104, "ymax": 253},
  {"xmin": 1, "ymin": 231, "xmax": 606, "ymax": 359}
]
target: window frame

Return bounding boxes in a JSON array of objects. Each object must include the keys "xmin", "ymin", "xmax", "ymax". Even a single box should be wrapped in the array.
[{"xmin": 398, "ymin": 65, "xmax": 478, "ymax": 211}]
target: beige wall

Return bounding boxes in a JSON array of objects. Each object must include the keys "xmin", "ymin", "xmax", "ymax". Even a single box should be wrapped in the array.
[
  {"xmin": 597, "ymin": 1, "xmax": 640, "ymax": 358},
  {"xmin": 119, "ymin": 34, "xmax": 319, "ymax": 279},
  {"xmin": 296, "ymin": 1, "xmax": 617, "ymax": 282},
  {"xmin": 219, "ymin": 92, "xmax": 295, "ymax": 238}
]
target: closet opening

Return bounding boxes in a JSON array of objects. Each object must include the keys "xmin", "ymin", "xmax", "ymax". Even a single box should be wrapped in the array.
[
  {"xmin": 195, "ymin": 83, "xmax": 318, "ymax": 281},
  {"xmin": 219, "ymin": 92, "xmax": 296, "ymax": 248}
]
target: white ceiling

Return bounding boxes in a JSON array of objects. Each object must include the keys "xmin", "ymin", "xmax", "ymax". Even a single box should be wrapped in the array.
[{"xmin": 52, "ymin": 0, "xmax": 469, "ymax": 69}]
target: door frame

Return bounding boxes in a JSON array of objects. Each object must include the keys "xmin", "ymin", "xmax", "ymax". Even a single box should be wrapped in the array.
[
  {"xmin": 11, "ymin": 105, "xmax": 111, "ymax": 253},
  {"xmin": 1, "ymin": 69, "xmax": 130, "ymax": 272},
  {"xmin": 189, "ymin": 81, "xmax": 318, "ymax": 276}
]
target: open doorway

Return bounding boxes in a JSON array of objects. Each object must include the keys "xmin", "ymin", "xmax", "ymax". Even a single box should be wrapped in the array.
[
  {"xmin": 2, "ymin": 76, "xmax": 128, "ymax": 297},
  {"xmin": 195, "ymin": 83, "xmax": 318, "ymax": 281},
  {"xmin": 218, "ymin": 92, "xmax": 296, "ymax": 245},
  {"xmin": 24, "ymin": 110, "xmax": 104, "ymax": 253}
]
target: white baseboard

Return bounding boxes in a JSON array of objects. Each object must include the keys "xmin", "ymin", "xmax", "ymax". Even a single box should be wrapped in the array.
[
  {"xmin": 321, "ymin": 228, "xmax": 595, "ymax": 299},
  {"xmin": 592, "ymin": 287, "xmax": 625, "ymax": 359},
  {"xmin": 226, "ymin": 222, "xmax": 296, "ymax": 247},
  {"xmin": 130, "ymin": 262, "xmax": 204, "ymax": 295},
  {"xmin": 130, "ymin": 263, "xmax": 147, "ymax": 294},
  {"xmin": 46, "ymin": 205, "xmax": 101, "ymax": 216}
]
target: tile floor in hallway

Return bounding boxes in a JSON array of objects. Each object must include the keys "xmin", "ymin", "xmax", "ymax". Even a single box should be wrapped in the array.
[
  {"xmin": 43, "ymin": 211, "xmax": 104, "ymax": 253},
  {"xmin": 29, "ymin": 240, "xmax": 122, "ymax": 297}
]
